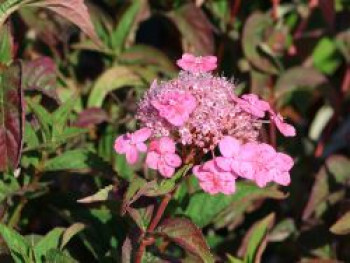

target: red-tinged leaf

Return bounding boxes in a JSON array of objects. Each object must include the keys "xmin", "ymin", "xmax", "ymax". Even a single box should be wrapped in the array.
[
  {"xmin": 74, "ymin": 107, "xmax": 108, "ymax": 128},
  {"xmin": 0, "ymin": 62, "xmax": 24, "ymax": 172},
  {"xmin": 319, "ymin": 0, "xmax": 335, "ymax": 29},
  {"xmin": 242, "ymin": 13, "xmax": 278, "ymax": 74},
  {"xmin": 31, "ymin": 0, "xmax": 102, "ymax": 47},
  {"xmin": 22, "ymin": 57, "xmax": 59, "ymax": 103},
  {"xmin": 155, "ymin": 218, "xmax": 215, "ymax": 263},
  {"xmin": 303, "ymin": 155, "xmax": 350, "ymax": 220},
  {"xmin": 274, "ymin": 66, "xmax": 329, "ymax": 108},
  {"xmin": 19, "ymin": 7, "xmax": 72, "ymax": 47},
  {"xmin": 330, "ymin": 211, "xmax": 350, "ymax": 235},
  {"xmin": 168, "ymin": 3, "xmax": 214, "ymax": 55}
]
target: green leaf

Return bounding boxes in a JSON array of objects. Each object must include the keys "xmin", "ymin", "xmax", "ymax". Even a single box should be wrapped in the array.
[
  {"xmin": 23, "ymin": 121, "xmax": 40, "ymax": 149},
  {"xmin": 61, "ymin": 223, "xmax": 85, "ymax": 249},
  {"xmin": 87, "ymin": 65, "xmax": 142, "ymax": 108},
  {"xmin": 0, "ymin": 0, "xmax": 23, "ymax": 28},
  {"xmin": 243, "ymin": 213, "xmax": 275, "ymax": 263},
  {"xmin": 312, "ymin": 38, "xmax": 341, "ymax": 75},
  {"xmin": 52, "ymin": 96, "xmax": 78, "ymax": 140},
  {"xmin": 242, "ymin": 13, "xmax": 278, "ymax": 74},
  {"xmin": 0, "ymin": 223, "xmax": 33, "ymax": 263},
  {"xmin": 44, "ymin": 248, "xmax": 77, "ymax": 263},
  {"xmin": 122, "ymin": 175, "xmax": 146, "ymax": 211},
  {"xmin": 155, "ymin": 218, "xmax": 215, "ymax": 263},
  {"xmin": 78, "ymin": 185, "xmax": 114, "ymax": 203},
  {"xmin": 44, "ymin": 149, "xmax": 104, "ymax": 172},
  {"xmin": 26, "ymin": 99, "xmax": 52, "ymax": 141},
  {"xmin": 34, "ymin": 228, "xmax": 65, "ymax": 261},
  {"xmin": 0, "ymin": 172, "xmax": 20, "ymax": 202},
  {"xmin": 110, "ymin": 1, "xmax": 143, "ymax": 52},
  {"xmin": 184, "ymin": 182, "xmax": 285, "ymax": 228},
  {"xmin": 0, "ymin": 22, "xmax": 13, "ymax": 65},
  {"xmin": 227, "ymin": 255, "xmax": 244, "ymax": 263},
  {"xmin": 330, "ymin": 211, "xmax": 350, "ymax": 235}
]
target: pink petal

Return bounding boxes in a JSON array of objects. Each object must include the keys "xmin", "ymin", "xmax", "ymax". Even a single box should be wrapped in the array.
[
  {"xmin": 132, "ymin": 128, "xmax": 152, "ymax": 143},
  {"xmin": 255, "ymin": 172, "xmax": 272, "ymax": 188},
  {"xmin": 176, "ymin": 53, "xmax": 217, "ymax": 73},
  {"xmin": 274, "ymin": 172, "xmax": 291, "ymax": 186},
  {"xmin": 220, "ymin": 178, "xmax": 236, "ymax": 195},
  {"xmin": 146, "ymin": 151, "xmax": 160, "ymax": 169},
  {"xmin": 272, "ymin": 114, "xmax": 296, "ymax": 137},
  {"xmin": 199, "ymin": 180, "xmax": 219, "ymax": 195},
  {"xmin": 158, "ymin": 137, "xmax": 176, "ymax": 154},
  {"xmin": 125, "ymin": 146, "xmax": 138, "ymax": 164},
  {"xmin": 158, "ymin": 162, "xmax": 175, "ymax": 178},
  {"xmin": 114, "ymin": 134, "xmax": 130, "ymax": 154},
  {"xmin": 215, "ymin": 157, "xmax": 233, "ymax": 172},
  {"xmin": 275, "ymin": 153, "xmax": 294, "ymax": 171},
  {"xmin": 218, "ymin": 136, "xmax": 240, "ymax": 157},
  {"xmin": 136, "ymin": 142, "xmax": 147, "ymax": 152},
  {"xmin": 232, "ymin": 160, "xmax": 255, "ymax": 180},
  {"xmin": 164, "ymin": 153, "xmax": 182, "ymax": 168}
]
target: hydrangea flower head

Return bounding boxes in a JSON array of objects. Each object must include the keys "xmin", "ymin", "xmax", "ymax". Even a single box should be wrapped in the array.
[{"xmin": 115, "ymin": 53, "xmax": 296, "ymax": 195}]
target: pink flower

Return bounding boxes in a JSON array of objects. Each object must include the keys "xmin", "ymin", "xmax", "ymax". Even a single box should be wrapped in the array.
[
  {"xmin": 193, "ymin": 160, "xmax": 236, "ymax": 195},
  {"xmin": 271, "ymin": 113, "xmax": 296, "ymax": 137},
  {"xmin": 215, "ymin": 136, "xmax": 240, "ymax": 173},
  {"xmin": 151, "ymin": 90, "xmax": 196, "ymax": 126},
  {"xmin": 235, "ymin": 94, "xmax": 270, "ymax": 118},
  {"xmin": 114, "ymin": 128, "xmax": 152, "ymax": 164},
  {"xmin": 146, "ymin": 137, "xmax": 182, "ymax": 178},
  {"xmin": 176, "ymin": 53, "xmax": 217, "ymax": 74}
]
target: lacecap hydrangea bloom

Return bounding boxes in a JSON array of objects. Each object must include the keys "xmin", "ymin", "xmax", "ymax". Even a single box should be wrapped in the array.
[{"xmin": 115, "ymin": 53, "xmax": 296, "ymax": 195}]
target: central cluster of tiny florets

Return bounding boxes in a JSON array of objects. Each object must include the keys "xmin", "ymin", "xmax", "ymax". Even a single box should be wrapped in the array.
[
  {"xmin": 137, "ymin": 71, "xmax": 262, "ymax": 153},
  {"xmin": 115, "ymin": 53, "xmax": 296, "ymax": 195}
]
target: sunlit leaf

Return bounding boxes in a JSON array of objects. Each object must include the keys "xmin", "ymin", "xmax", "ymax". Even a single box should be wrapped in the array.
[
  {"xmin": 330, "ymin": 211, "xmax": 350, "ymax": 235},
  {"xmin": 61, "ymin": 223, "xmax": 85, "ymax": 249},
  {"xmin": 87, "ymin": 65, "xmax": 142, "ymax": 108},
  {"xmin": 0, "ymin": 223, "xmax": 33, "ymax": 263},
  {"xmin": 0, "ymin": 22, "xmax": 13, "ymax": 65},
  {"xmin": 0, "ymin": 62, "xmax": 24, "ymax": 172},
  {"xmin": 77, "ymin": 185, "xmax": 114, "ymax": 203}
]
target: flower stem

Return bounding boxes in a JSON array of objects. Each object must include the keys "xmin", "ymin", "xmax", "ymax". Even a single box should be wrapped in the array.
[{"xmin": 135, "ymin": 192, "xmax": 173, "ymax": 263}]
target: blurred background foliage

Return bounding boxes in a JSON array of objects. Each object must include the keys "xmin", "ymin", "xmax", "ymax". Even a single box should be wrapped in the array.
[{"xmin": 0, "ymin": 0, "xmax": 350, "ymax": 262}]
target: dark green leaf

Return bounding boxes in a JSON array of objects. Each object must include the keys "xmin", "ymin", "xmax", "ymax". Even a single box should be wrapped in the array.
[
  {"xmin": 45, "ymin": 248, "xmax": 77, "ymax": 263},
  {"xmin": 78, "ymin": 185, "xmax": 114, "ymax": 203},
  {"xmin": 61, "ymin": 223, "xmax": 85, "ymax": 249}
]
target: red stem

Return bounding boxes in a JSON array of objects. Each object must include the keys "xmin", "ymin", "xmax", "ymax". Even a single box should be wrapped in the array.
[
  {"xmin": 134, "ymin": 192, "xmax": 173, "ymax": 263},
  {"xmin": 341, "ymin": 65, "xmax": 350, "ymax": 93}
]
